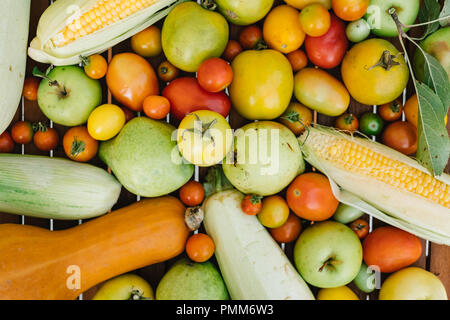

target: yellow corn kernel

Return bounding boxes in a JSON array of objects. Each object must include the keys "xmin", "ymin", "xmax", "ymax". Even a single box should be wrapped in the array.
[{"xmin": 52, "ymin": 0, "xmax": 157, "ymax": 47}]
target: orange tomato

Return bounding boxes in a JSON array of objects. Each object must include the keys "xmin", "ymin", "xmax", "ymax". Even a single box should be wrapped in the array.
[
  {"xmin": 332, "ymin": 0, "xmax": 369, "ymax": 21},
  {"xmin": 0, "ymin": 131, "xmax": 14, "ymax": 153},
  {"xmin": 335, "ymin": 113, "xmax": 359, "ymax": 132},
  {"xmin": 63, "ymin": 126, "xmax": 98, "ymax": 162},
  {"xmin": 279, "ymin": 102, "xmax": 313, "ymax": 135},
  {"xmin": 143, "ymin": 95, "xmax": 171, "ymax": 120},
  {"xmin": 379, "ymin": 99, "xmax": 403, "ymax": 122},
  {"xmin": 222, "ymin": 40, "xmax": 243, "ymax": 62},
  {"xmin": 22, "ymin": 77, "xmax": 40, "ymax": 101},
  {"xmin": 286, "ymin": 173, "xmax": 339, "ymax": 221},
  {"xmin": 382, "ymin": 121, "xmax": 418, "ymax": 155},
  {"xmin": 83, "ymin": 54, "xmax": 108, "ymax": 80},
  {"xmin": 270, "ymin": 213, "xmax": 302, "ymax": 243},
  {"xmin": 241, "ymin": 194, "xmax": 263, "ymax": 216},
  {"xmin": 257, "ymin": 195, "xmax": 290, "ymax": 228},
  {"xmin": 287, "ymin": 50, "xmax": 308, "ymax": 72},
  {"xmin": 263, "ymin": 5, "xmax": 305, "ymax": 54},
  {"xmin": 106, "ymin": 53, "xmax": 159, "ymax": 112},
  {"xmin": 158, "ymin": 61, "xmax": 180, "ymax": 83},
  {"xmin": 239, "ymin": 25, "xmax": 263, "ymax": 50},
  {"xmin": 11, "ymin": 121, "xmax": 33, "ymax": 144},
  {"xmin": 298, "ymin": 3, "xmax": 331, "ymax": 37},
  {"xmin": 197, "ymin": 58, "xmax": 233, "ymax": 93},
  {"xmin": 131, "ymin": 26, "xmax": 162, "ymax": 58},
  {"xmin": 363, "ymin": 226, "xmax": 422, "ymax": 273},
  {"xmin": 179, "ymin": 181, "xmax": 205, "ymax": 207},
  {"xmin": 33, "ymin": 124, "xmax": 59, "ymax": 151},
  {"xmin": 349, "ymin": 218, "xmax": 369, "ymax": 239},
  {"xmin": 186, "ymin": 233, "xmax": 215, "ymax": 263},
  {"xmin": 404, "ymin": 94, "xmax": 418, "ymax": 127}
]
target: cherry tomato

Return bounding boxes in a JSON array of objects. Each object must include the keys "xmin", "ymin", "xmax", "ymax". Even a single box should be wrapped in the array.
[
  {"xmin": 298, "ymin": 3, "xmax": 331, "ymax": 37},
  {"xmin": 379, "ymin": 99, "xmax": 403, "ymax": 122},
  {"xmin": 404, "ymin": 94, "xmax": 418, "ymax": 127},
  {"xmin": 332, "ymin": 0, "xmax": 369, "ymax": 21},
  {"xmin": 22, "ymin": 77, "xmax": 40, "ymax": 101},
  {"xmin": 382, "ymin": 121, "xmax": 418, "ymax": 155},
  {"xmin": 87, "ymin": 104, "xmax": 126, "ymax": 141},
  {"xmin": 197, "ymin": 58, "xmax": 233, "ymax": 93},
  {"xmin": 350, "ymin": 218, "xmax": 369, "ymax": 239},
  {"xmin": 346, "ymin": 18, "xmax": 371, "ymax": 42},
  {"xmin": 186, "ymin": 233, "xmax": 215, "ymax": 263},
  {"xmin": 158, "ymin": 61, "xmax": 180, "ymax": 83},
  {"xmin": 0, "ymin": 131, "xmax": 14, "ymax": 153},
  {"xmin": 279, "ymin": 102, "xmax": 313, "ymax": 135},
  {"xmin": 11, "ymin": 121, "xmax": 33, "ymax": 144},
  {"xmin": 131, "ymin": 26, "xmax": 162, "ymax": 58},
  {"xmin": 257, "ymin": 196, "xmax": 290, "ymax": 228},
  {"xmin": 121, "ymin": 107, "xmax": 136, "ymax": 123},
  {"xmin": 241, "ymin": 194, "xmax": 263, "ymax": 216},
  {"xmin": 287, "ymin": 50, "xmax": 308, "ymax": 72},
  {"xmin": 239, "ymin": 25, "xmax": 263, "ymax": 49},
  {"xmin": 63, "ymin": 126, "xmax": 98, "ymax": 162},
  {"xmin": 286, "ymin": 173, "xmax": 339, "ymax": 221},
  {"xmin": 82, "ymin": 54, "xmax": 108, "ymax": 80},
  {"xmin": 33, "ymin": 123, "xmax": 59, "ymax": 151},
  {"xmin": 270, "ymin": 214, "xmax": 302, "ymax": 243},
  {"xmin": 222, "ymin": 40, "xmax": 243, "ymax": 62},
  {"xmin": 359, "ymin": 112, "xmax": 384, "ymax": 136},
  {"xmin": 335, "ymin": 113, "xmax": 359, "ymax": 132},
  {"xmin": 143, "ymin": 95, "xmax": 171, "ymax": 120},
  {"xmin": 179, "ymin": 181, "xmax": 205, "ymax": 207}
]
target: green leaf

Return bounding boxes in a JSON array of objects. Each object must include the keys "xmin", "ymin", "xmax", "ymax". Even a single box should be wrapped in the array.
[
  {"xmin": 422, "ymin": 51, "xmax": 450, "ymax": 115},
  {"xmin": 440, "ymin": 0, "xmax": 450, "ymax": 27},
  {"xmin": 415, "ymin": 81, "xmax": 450, "ymax": 177},
  {"xmin": 418, "ymin": 0, "xmax": 441, "ymax": 39}
]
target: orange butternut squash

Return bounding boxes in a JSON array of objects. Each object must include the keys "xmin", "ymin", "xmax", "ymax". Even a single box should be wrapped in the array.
[{"xmin": 0, "ymin": 196, "xmax": 189, "ymax": 300}]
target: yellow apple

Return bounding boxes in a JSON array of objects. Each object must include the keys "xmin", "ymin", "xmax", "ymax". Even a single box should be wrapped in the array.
[
  {"xmin": 379, "ymin": 267, "xmax": 447, "ymax": 300},
  {"xmin": 317, "ymin": 286, "xmax": 359, "ymax": 300}
]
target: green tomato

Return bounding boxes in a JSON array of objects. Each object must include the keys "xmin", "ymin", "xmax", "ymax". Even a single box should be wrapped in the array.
[
  {"xmin": 353, "ymin": 263, "xmax": 378, "ymax": 293},
  {"xmin": 359, "ymin": 113, "xmax": 384, "ymax": 136},
  {"xmin": 333, "ymin": 203, "xmax": 364, "ymax": 224},
  {"xmin": 346, "ymin": 19, "xmax": 370, "ymax": 43}
]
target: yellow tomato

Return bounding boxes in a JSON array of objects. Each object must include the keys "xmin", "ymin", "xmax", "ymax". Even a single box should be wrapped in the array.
[
  {"xmin": 284, "ymin": 0, "xmax": 331, "ymax": 9},
  {"xmin": 131, "ymin": 26, "xmax": 162, "ymax": 58},
  {"xmin": 92, "ymin": 274, "xmax": 154, "ymax": 300},
  {"xmin": 257, "ymin": 195, "xmax": 290, "ymax": 228},
  {"xmin": 230, "ymin": 50, "xmax": 294, "ymax": 120},
  {"xmin": 177, "ymin": 110, "xmax": 232, "ymax": 167},
  {"xmin": 263, "ymin": 5, "xmax": 305, "ymax": 54},
  {"xmin": 341, "ymin": 39, "xmax": 409, "ymax": 106},
  {"xmin": 87, "ymin": 104, "xmax": 126, "ymax": 141},
  {"xmin": 317, "ymin": 286, "xmax": 359, "ymax": 300}
]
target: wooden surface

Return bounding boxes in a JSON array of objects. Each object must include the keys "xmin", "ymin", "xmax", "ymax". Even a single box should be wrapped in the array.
[{"xmin": 0, "ymin": 0, "xmax": 448, "ymax": 300}]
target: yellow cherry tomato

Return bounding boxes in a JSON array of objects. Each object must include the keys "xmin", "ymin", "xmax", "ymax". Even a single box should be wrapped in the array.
[
  {"xmin": 284, "ymin": 0, "xmax": 331, "ymax": 10},
  {"xmin": 92, "ymin": 274, "xmax": 154, "ymax": 300},
  {"xmin": 131, "ymin": 26, "xmax": 162, "ymax": 58},
  {"xmin": 257, "ymin": 195, "xmax": 290, "ymax": 228},
  {"xmin": 317, "ymin": 286, "xmax": 359, "ymax": 300},
  {"xmin": 298, "ymin": 3, "xmax": 331, "ymax": 37},
  {"xmin": 87, "ymin": 104, "xmax": 126, "ymax": 141},
  {"xmin": 263, "ymin": 5, "xmax": 305, "ymax": 54},
  {"xmin": 83, "ymin": 54, "xmax": 108, "ymax": 80},
  {"xmin": 177, "ymin": 110, "xmax": 232, "ymax": 167}
]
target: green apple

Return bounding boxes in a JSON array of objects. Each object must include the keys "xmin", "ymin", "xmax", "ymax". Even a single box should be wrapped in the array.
[
  {"xmin": 294, "ymin": 221, "xmax": 363, "ymax": 288},
  {"xmin": 332, "ymin": 203, "xmax": 364, "ymax": 224},
  {"xmin": 413, "ymin": 27, "xmax": 450, "ymax": 82},
  {"xmin": 346, "ymin": 19, "xmax": 371, "ymax": 43},
  {"xmin": 37, "ymin": 65, "xmax": 102, "ymax": 126},
  {"xmin": 364, "ymin": 0, "xmax": 420, "ymax": 37},
  {"xmin": 379, "ymin": 267, "xmax": 447, "ymax": 300},
  {"xmin": 353, "ymin": 262, "xmax": 378, "ymax": 293}
]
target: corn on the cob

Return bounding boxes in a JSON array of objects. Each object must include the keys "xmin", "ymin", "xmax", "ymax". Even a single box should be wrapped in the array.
[
  {"xmin": 28, "ymin": 0, "xmax": 183, "ymax": 66},
  {"xmin": 299, "ymin": 126, "xmax": 450, "ymax": 245}
]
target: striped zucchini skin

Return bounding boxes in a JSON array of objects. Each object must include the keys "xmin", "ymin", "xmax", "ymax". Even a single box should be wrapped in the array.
[{"xmin": 0, "ymin": 154, "xmax": 121, "ymax": 220}]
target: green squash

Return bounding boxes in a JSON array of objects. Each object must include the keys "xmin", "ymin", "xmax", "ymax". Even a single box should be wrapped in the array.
[
  {"xmin": 215, "ymin": 0, "xmax": 274, "ymax": 25},
  {"xmin": 99, "ymin": 117, "xmax": 193, "ymax": 197},
  {"xmin": 161, "ymin": 1, "xmax": 229, "ymax": 72}
]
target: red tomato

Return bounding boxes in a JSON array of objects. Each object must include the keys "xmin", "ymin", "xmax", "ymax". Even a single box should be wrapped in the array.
[
  {"xmin": 382, "ymin": 121, "xmax": 418, "ymax": 155},
  {"xmin": 179, "ymin": 181, "xmax": 205, "ymax": 207},
  {"xmin": 269, "ymin": 214, "xmax": 302, "ymax": 243},
  {"xmin": 33, "ymin": 125, "xmax": 59, "ymax": 151},
  {"xmin": 363, "ymin": 226, "xmax": 422, "ymax": 273},
  {"xmin": 349, "ymin": 218, "xmax": 369, "ymax": 239},
  {"xmin": 241, "ymin": 194, "xmax": 263, "ymax": 216},
  {"xmin": 162, "ymin": 77, "xmax": 231, "ymax": 120},
  {"xmin": 121, "ymin": 107, "xmax": 136, "ymax": 122},
  {"xmin": 305, "ymin": 13, "xmax": 348, "ymax": 69},
  {"xmin": 287, "ymin": 50, "xmax": 308, "ymax": 72},
  {"xmin": 197, "ymin": 58, "xmax": 233, "ymax": 93},
  {"xmin": 11, "ymin": 121, "xmax": 33, "ymax": 144},
  {"xmin": 186, "ymin": 233, "xmax": 215, "ymax": 263},
  {"xmin": 239, "ymin": 25, "xmax": 263, "ymax": 50},
  {"xmin": 22, "ymin": 77, "xmax": 40, "ymax": 101},
  {"xmin": 142, "ymin": 95, "xmax": 171, "ymax": 120},
  {"xmin": 332, "ymin": 0, "xmax": 369, "ymax": 21},
  {"xmin": 222, "ymin": 40, "xmax": 243, "ymax": 62},
  {"xmin": 0, "ymin": 131, "xmax": 14, "ymax": 153},
  {"xmin": 286, "ymin": 173, "xmax": 339, "ymax": 221}
]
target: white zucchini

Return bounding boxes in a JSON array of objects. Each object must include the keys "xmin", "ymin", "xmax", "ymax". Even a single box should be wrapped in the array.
[
  {"xmin": 0, "ymin": 0, "xmax": 30, "ymax": 134},
  {"xmin": 203, "ymin": 190, "xmax": 315, "ymax": 300}
]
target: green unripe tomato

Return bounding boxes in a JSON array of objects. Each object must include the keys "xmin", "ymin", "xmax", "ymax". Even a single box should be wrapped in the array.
[
  {"xmin": 346, "ymin": 19, "xmax": 370, "ymax": 43},
  {"xmin": 333, "ymin": 203, "xmax": 364, "ymax": 224},
  {"xmin": 359, "ymin": 113, "xmax": 384, "ymax": 136},
  {"xmin": 353, "ymin": 263, "xmax": 379, "ymax": 293}
]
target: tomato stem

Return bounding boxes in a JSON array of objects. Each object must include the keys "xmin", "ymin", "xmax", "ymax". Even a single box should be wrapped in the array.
[
  {"xmin": 200, "ymin": 0, "xmax": 217, "ymax": 11},
  {"xmin": 70, "ymin": 138, "xmax": 86, "ymax": 157}
]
